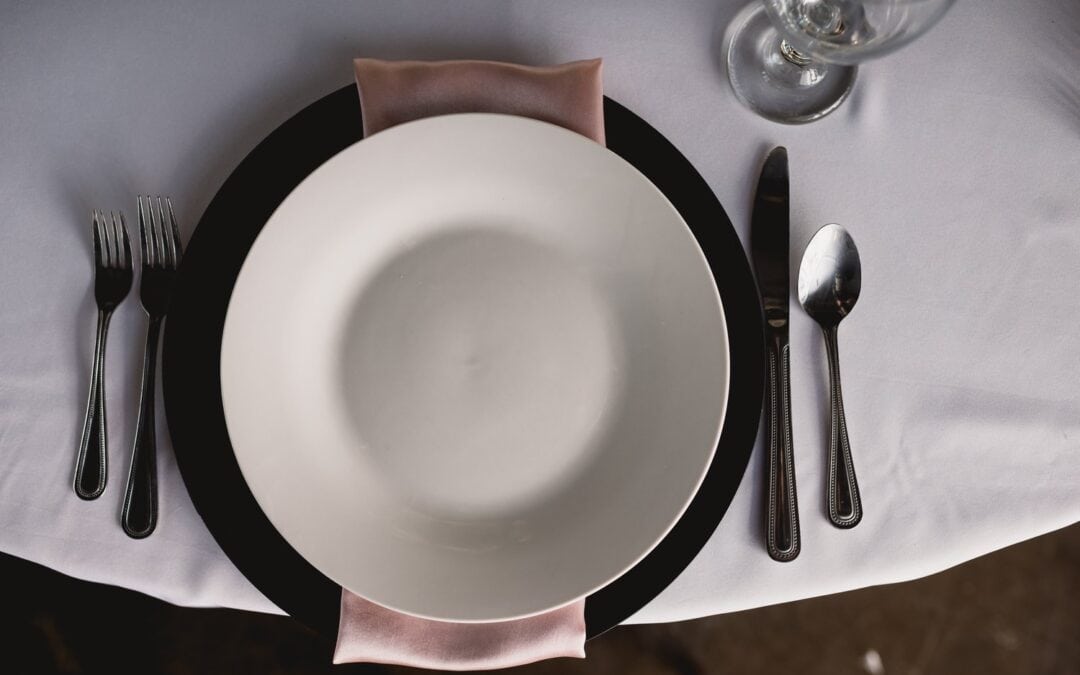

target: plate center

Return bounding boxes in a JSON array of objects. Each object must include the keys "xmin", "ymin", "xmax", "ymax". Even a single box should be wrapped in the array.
[{"xmin": 339, "ymin": 227, "xmax": 624, "ymax": 517}]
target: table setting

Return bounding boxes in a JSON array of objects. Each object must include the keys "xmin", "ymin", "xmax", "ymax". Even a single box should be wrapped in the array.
[{"xmin": 3, "ymin": 0, "xmax": 1080, "ymax": 670}]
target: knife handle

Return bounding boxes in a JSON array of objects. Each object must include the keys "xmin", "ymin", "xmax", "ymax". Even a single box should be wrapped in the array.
[
  {"xmin": 766, "ymin": 336, "xmax": 800, "ymax": 561},
  {"xmin": 823, "ymin": 325, "xmax": 862, "ymax": 528}
]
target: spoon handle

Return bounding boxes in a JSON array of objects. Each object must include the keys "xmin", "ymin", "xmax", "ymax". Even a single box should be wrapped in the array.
[
  {"xmin": 765, "ymin": 335, "xmax": 800, "ymax": 561},
  {"xmin": 823, "ymin": 325, "xmax": 862, "ymax": 528}
]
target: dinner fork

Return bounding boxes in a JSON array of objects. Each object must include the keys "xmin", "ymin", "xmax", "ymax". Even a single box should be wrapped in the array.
[
  {"xmin": 121, "ymin": 196, "xmax": 182, "ymax": 538},
  {"xmin": 74, "ymin": 211, "xmax": 133, "ymax": 499}
]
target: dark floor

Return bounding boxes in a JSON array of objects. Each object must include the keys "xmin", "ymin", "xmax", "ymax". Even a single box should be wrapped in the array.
[{"xmin": 7, "ymin": 523, "xmax": 1080, "ymax": 675}]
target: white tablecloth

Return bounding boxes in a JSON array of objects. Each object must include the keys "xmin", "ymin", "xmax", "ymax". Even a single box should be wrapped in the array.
[{"xmin": 2, "ymin": 0, "xmax": 1079, "ymax": 624}]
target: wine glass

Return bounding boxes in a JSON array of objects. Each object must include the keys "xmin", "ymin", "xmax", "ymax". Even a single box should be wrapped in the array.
[{"xmin": 725, "ymin": 0, "xmax": 956, "ymax": 123}]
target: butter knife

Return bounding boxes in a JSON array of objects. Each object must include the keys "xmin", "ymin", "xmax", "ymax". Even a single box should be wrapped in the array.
[{"xmin": 751, "ymin": 147, "xmax": 801, "ymax": 562}]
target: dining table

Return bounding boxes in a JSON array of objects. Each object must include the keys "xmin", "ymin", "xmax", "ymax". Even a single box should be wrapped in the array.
[{"xmin": 2, "ymin": 0, "xmax": 1079, "ymax": 631}]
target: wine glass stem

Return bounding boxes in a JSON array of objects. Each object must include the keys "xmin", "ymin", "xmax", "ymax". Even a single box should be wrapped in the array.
[{"xmin": 779, "ymin": 40, "xmax": 813, "ymax": 67}]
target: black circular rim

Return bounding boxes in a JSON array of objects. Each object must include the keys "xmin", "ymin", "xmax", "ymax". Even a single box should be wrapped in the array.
[{"xmin": 162, "ymin": 85, "xmax": 764, "ymax": 641}]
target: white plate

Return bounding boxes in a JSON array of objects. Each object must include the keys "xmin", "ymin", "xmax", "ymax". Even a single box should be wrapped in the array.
[{"xmin": 221, "ymin": 114, "xmax": 729, "ymax": 622}]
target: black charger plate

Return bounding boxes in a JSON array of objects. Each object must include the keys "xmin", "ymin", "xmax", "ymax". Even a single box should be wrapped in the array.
[{"xmin": 162, "ymin": 86, "xmax": 763, "ymax": 641}]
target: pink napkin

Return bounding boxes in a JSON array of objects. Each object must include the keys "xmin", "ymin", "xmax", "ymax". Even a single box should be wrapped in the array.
[
  {"xmin": 334, "ymin": 592, "xmax": 587, "ymax": 669},
  {"xmin": 353, "ymin": 57, "xmax": 604, "ymax": 144},
  {"xmin": 333, "ymin": 57, "xmax": 605, "ymax": 669}
]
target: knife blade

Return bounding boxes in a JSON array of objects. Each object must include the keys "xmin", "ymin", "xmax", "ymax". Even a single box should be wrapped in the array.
[{"xmin": 751, "ymin": 146, "xmax": 801, "ymax": 562}]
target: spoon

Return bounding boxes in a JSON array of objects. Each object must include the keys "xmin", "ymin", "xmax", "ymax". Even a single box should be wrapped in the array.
[{"xmin": 798, "ymin": 224, "xmax": 863, "ymax": 528}]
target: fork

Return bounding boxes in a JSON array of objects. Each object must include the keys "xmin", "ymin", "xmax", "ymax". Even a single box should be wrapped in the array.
[
  {"xmin": 74, "ymin": 211, "xmax": 133, "ymax": 500},
  {"xmin": 121, "ymin": 196, "xmax": 182, "ymax": 538}
]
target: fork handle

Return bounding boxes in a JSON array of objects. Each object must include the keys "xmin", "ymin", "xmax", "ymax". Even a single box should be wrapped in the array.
[
  {"xmin": 122, "ymin": 316, "xmax": 162, "ymax": 538},
  {"xmin": 823, "ymin": 325, "xmax": 862, "ymax": 528},
  {"xmin": 74, "ymin": 310, "xmax": 112, "ymax": 499}
]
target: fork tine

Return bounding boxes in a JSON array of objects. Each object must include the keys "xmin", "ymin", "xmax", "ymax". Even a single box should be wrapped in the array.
[
  {"xmin": 92, "ymin": 210, "xmax": 104, "ymax": 267},
  {"xmin": 138, "ymin": 196, "xmax": 152, "ymax": 267},
  {"xmin": 158, "ymin": 196, "xmax": 176, "ymax": 269},
  {"xmin": 103, "ymin": 210, "xmax": 116, "ymax": 268},
  {"xmin": 110, "ymin": 212, "xmax": 122, "ymax": 268},
  {"xmin": 109, "ymin": 212, "xmax": 121, "ymax": 268},
  {"xmin": 150, "ymin": 193, "xmax": 162, "ymax": 266},
  {"xmin": 150, "ymin": 195, "xmax": 164, "ymax": 268},
  {"xmin": 154, "ymin": 196, "xmax": 165, "ymax": 268},
  {"xmin": 118, "ymin": 211, "xmax": 131, "ymax": 269},
  {"xmin": 166, "ymin": 198, "xmax": 181, "ymax": 261},
  {"xmin": 154, "ymin": 196, "xmax": 170, "ymax": 269},
  {"xmin": 149, "ymin": 195, "xmax": 162, "ymax": 268},
  {"xmin": 151, "ymin": 193, "xmax": 163, "ymax": 266},
  {"xmin": 104, "ymin": 211, "xmax": 113, "ymax": 266}
]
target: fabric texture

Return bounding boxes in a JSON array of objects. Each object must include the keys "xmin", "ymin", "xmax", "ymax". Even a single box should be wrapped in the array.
[{"xmin": 331, "ymin": 56, "xmax": 603, "ymax": 669}]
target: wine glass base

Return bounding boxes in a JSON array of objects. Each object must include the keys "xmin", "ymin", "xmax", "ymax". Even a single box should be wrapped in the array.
[{"xmin": 725, "ymin": 3, "xmax": 857, "ymax": 124}]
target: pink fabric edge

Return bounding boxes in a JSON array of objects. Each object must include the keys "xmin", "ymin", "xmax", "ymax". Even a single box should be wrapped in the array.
[
  {"xmin": 333, "ymin": 591, "xmax": 587, "ymax": 670},
  {"xmin": 353, "ymin": 57, "xmax": 605, "ymax": 144}
]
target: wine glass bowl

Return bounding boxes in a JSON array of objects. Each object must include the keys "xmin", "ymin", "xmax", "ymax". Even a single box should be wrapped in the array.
[
  {"xmin": 763, "ymin": 0, "xmax": 957, "ymax": 65},
  {"xmin": 726, "ymin": 0, "xmax": 956, "ymax": 123}
]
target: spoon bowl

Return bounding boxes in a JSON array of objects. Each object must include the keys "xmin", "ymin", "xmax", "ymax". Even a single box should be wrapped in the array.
[{"xmin": 798, "ymin": 223, "xmax": 861, "ymax": 327}]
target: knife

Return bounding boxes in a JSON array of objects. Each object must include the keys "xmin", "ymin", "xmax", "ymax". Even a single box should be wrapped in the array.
[{"xmin": 751, "ymin": 146, "xmax": 801, "ymax": 562}]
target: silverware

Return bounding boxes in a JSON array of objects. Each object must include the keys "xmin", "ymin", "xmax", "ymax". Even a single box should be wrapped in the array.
[
  {"xmin": 74, "ymin": 211, "xmax": 133, "ymax": 500},
  {"xmin": 798, "ymin": 223, "xmax": 863, "ymax": 528},
  {"xmin": 121, "ymin": 196, "xmax": 182, "ymax": 538},
  {"xmin": 751, "ymin": 147, "xmax": 801, "ymax": 562}
]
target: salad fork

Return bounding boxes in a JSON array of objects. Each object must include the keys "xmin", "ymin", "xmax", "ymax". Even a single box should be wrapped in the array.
[
  {"xmin": 74, "ymin": 211, "xmax": 132, "ymax": 500},
  {"xmin": 122, "ymin": 196, "xmax": 182, "ymax": 538}
]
